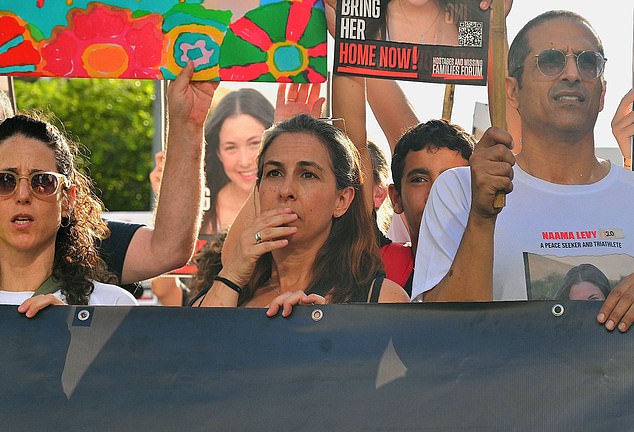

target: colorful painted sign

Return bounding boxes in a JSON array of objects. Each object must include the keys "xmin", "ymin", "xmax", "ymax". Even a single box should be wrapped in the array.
[{"xmin": 0, "ymin": 0, "xmax": 327, "ymax": 82}]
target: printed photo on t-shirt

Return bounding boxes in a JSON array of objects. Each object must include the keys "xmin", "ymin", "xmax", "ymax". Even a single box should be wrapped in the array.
[{"xmin": 523, "ymin": 253, "xmax": 634, "ymax": 301}]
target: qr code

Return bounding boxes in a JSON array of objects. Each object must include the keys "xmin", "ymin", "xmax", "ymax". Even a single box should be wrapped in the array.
[{"xmin": 458, "ymin": 21, "xmax": 483, "ymax": 47}]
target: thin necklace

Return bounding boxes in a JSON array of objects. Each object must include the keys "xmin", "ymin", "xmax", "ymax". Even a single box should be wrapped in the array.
[{"xmin": 397, "ymin": 0, "xmax": 444, "ymax": 44}]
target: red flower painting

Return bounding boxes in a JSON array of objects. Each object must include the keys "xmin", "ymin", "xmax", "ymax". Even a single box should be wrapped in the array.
[
  {"xmin": 40, "ymin": 4, "xmax": 166, "ymax": 78},
  {"xmin": 0, "ymin": 15, "xmax": 41, "ymax": 75}
]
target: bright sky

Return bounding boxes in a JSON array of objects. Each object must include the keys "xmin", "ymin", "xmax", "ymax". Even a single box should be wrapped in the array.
[{"xmin": 224, "ymin": 2, "xmax": 633, "ymax": 159}]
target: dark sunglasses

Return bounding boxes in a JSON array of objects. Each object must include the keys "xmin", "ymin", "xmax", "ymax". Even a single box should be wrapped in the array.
[
  {"xmin": 0, "ymin": 171, "xmax": 69, "ymax": 197},
  {"xmin": 533, "ymin": 49, "xmax": 606, "ymax": 80}
]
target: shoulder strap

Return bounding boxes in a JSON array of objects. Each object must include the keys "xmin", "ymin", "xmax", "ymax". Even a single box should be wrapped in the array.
[
  {"xmin": 403, "ymin": 270, "xmax": 414, "ymax": 298},
  {"xmin": 366, "ymin": 271, "xmax": 386, "ymax": 303},
  {"xmin": 32, "ymin": 275, "xmax": 62, "ymax": 297}
]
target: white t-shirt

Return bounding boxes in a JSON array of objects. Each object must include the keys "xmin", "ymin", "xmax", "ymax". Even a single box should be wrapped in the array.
[
  {"xmin": 0, "ymin": 281, "xmax": 138, "ymax": 306},
  {"xmin": 412, "ymin": 163, "xmax": 634, "ymax": 301}
]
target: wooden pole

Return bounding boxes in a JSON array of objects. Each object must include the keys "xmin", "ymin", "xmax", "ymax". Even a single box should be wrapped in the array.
[
  {"xmin": 442, "ymin": 84, "xmax": 455, "ymax": 121},
  {"xmin": 630, "ymin": 9, "xmax": 633, "ymax": 171},
  {"xmin": 491, "ymin": 0, "xmax": 507, "ymax": 208}
]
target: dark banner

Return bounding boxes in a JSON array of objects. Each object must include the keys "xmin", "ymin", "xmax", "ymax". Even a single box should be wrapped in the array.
[
  {"xmin": 333, "ymin": 0, "xmax": 489, "ymax": 85},
  {"xmin": 2, "ymin": 301, "xmax": 633, "ymax": 431}
]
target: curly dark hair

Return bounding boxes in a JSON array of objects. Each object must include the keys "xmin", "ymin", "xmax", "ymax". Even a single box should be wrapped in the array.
[
  {"xmin": 188, "ymin": 231, "xmax": 227, "ymax": 305},
  {"xmin": 0, "ymin": 114, "xmax": 116, "ymax": 304}
]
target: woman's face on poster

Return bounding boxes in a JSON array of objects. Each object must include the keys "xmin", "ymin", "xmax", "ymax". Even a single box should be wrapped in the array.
[
  {"xmin": 569, "ymin": 281, "xmax": 606, "ymax": 301},
  {"xmin": 216, "ymin": 114, "xmax": 265, "ymax": 194},
  {"xmin": 401, "ymin": 0, "xmax": 436, "ymax": 8}
]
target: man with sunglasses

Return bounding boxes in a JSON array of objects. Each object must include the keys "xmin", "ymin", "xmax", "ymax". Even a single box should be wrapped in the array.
[{"xmin": 411, "ymin": 10, "xmax": 634, "ymax": 333}]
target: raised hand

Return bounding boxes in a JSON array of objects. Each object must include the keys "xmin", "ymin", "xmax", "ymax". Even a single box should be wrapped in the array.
[
  {"xmin": 275, "ymin": 83, "xmax": 325, "ymax": 123},
  {"xmin": 611, "ymin": 89, "xmax": 634, "ymax": 160},
  {"xmin": 149, "ymin": 150, "xmax": 165, "ymax": 196},
  {"xmin": 218, "ymin": 208, "xmax": 299, "ymax": 287},
  {"xmin": 167, "ymin": 61, "xmax": 219, "ymax": 127},
  {"xmin": 469, "ymin": 127, "xmax": 515, "ymax": 219}
]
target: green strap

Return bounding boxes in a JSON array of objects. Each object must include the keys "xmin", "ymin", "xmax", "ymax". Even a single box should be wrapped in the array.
[{"xmin": 32, "ymin": 275, "xmax": 63, "ymax": 297}]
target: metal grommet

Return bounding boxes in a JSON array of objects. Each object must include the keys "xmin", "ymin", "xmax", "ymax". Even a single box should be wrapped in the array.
[
  {"xmin": 311, "ymin": 309, "xmax": 323, "ymax": 322},
  {"xmin": 77, "ymin": 309, "xmax": 91, "ymax": 321},
  {"xmin": 551, "ymin": 304, "xmax": 565, "ymax": 317}
]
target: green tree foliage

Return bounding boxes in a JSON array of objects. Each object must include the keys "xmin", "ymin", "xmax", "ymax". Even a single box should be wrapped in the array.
[
  {"xmin": 530, "ymin": 272, "xmax": 563, "ymax": 300},
  {"xmin": 14, "ymin": 78, "xmax": 155, "ymax": 211}
]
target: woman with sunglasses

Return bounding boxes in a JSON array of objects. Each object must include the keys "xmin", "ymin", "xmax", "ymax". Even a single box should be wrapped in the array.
[{"xmin": 0, "ymin": 114, "xmax": 137, "ymax": 317}]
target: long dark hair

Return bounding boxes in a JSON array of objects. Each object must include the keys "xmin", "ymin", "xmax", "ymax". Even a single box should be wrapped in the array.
[
  {"xmin": 202, "ymin": 89, "xmax": 274, "ymax": 233},
  {"xmin": 239, "ymin": 114, "xmax": 383, "ymax": 304},
  {"xmin": 558, "ymin": 263, "xmax": 611, "ymax": 300},
  {"xmin": 0, "ymin": 114, "xmax": 116, "ymax": 304},
  {"xmin": 188, "ymin": 231, "xmax": 227, "ymax": 305}
]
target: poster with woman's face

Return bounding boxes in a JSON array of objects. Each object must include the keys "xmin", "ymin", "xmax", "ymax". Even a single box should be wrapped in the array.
[
  {"xmin": 523, "ymin": 253, "xmax": 634, "ymax": 301},
  {"xmin": 334, "ymin": 0, "xmax": 489, "ymax": 84},
  {"xmin": 164, "ymin": 81, "xmax": 276, "ymax": 276},
  {"xmin": 0, "ymin": 0, "xmax": 327, "ymax": 82}
]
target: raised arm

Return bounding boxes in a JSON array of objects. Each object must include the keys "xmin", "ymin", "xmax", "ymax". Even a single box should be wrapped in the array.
[
  {"xmin": 326, "ymin": 0, "xmax": 372, "ymax": 209},
  {"xmin": 119, "ymin": 62, "xmax": 218, "ymax": 284},
  {"xmin": 366, "ymin": 79, "xmax": 419, "ymax": 152},
  {"xmin": 332, "ymin": 73, "xmax": 373, "ymax": 210},
  {"xmin": 611, "ymin": 88, "xmax": 634, "ymax": 163},
  {"xmin": 275, "ymin": 83, "xmax": 325, "ymax": 123}
]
